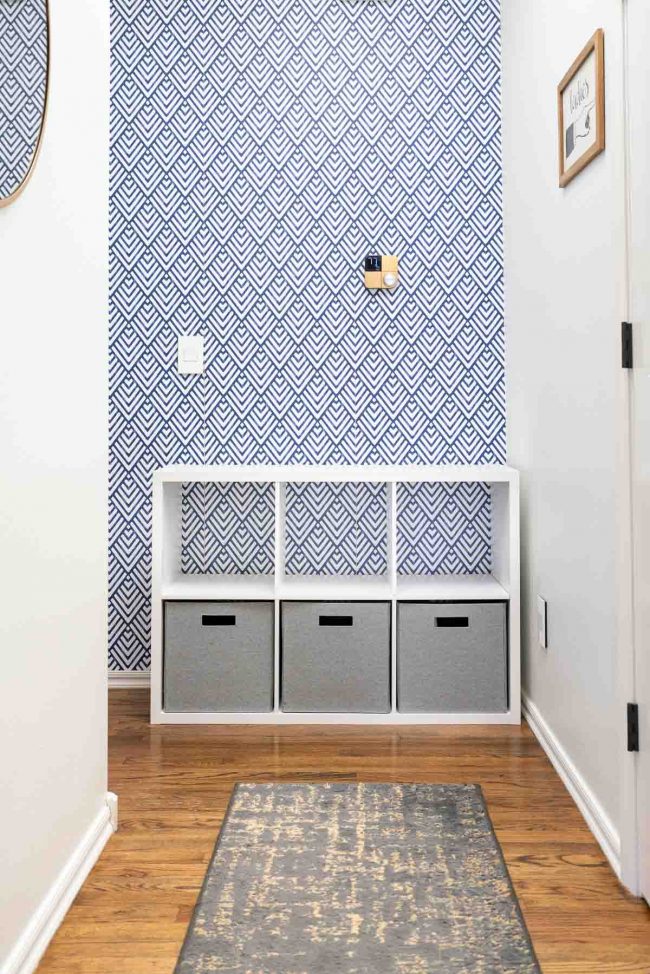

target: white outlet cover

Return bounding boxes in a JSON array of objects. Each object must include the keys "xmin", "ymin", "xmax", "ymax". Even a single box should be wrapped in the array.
[
  {"xmin": 537, "ymin": 596, "xmax": 548, "ymax": 649},
  {"xmin": 178, "ymin": 335, "xmax": 204, "ymax": 375}
]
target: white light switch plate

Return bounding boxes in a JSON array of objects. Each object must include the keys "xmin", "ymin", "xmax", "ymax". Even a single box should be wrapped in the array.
[
  {"xmin": 178, "ymin": 335, "xmax": 204, "ymax": 375},
  {"xmin": 537, "ymin": 596, "xmax": 548, "ymax": 649}
]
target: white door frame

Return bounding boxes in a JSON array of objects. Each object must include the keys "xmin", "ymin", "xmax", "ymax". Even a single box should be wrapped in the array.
[{"xmin": 618, "ymin": 0, "xmax": 648, "ymax": 899}]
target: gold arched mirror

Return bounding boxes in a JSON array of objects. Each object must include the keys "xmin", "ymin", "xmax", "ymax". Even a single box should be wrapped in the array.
[{"xmin": 0, "ymin": 0, "xmax": 49, "ymax": 207}]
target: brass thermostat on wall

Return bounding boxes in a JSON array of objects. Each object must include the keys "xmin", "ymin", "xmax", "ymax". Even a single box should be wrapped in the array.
[{"xmin": 364, "ymin": 254, "xmax": 399, "ymax": 289}]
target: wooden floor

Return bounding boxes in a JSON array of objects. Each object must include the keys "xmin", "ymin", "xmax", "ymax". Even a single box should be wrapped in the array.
[{"xmin": 37, "ymin": 690, "xmax": 650, "ymax": 974}]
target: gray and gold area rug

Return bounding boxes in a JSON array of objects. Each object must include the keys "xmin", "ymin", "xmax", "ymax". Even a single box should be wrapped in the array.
[{"xmin": 176, "ymin": 782, "xmax": 541, "ymax": 974}]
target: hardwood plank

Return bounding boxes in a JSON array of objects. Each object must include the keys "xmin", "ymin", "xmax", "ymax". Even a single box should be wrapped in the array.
[{"xmin": 35, "ymin": 690, "xmax": 650, "ymax": 974}]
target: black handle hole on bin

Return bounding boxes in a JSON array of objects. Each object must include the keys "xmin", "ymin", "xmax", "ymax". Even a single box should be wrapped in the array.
[
  {"xmin": 202, "ymin": 615, "xmax": 236, "ymax": 627},
  {"xmin": 319, "ymin": 615, "xmax": 353, "ymax": 627},
  {"xmin": 435, "ymin": 617, "xmax": 469, "ymax": 628}
]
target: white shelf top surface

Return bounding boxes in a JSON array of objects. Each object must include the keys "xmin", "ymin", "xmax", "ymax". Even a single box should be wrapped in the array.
[
  {"xmin": 161, "ymin": 572, "xmax": 509, "ymax": 602},
  {"xmin": 162, "ymin": 573, "xmax": 276, "ymax": 601},
  {"xmin": 155, "ymin": 463, "xmax": 518, "ymax": 485},
  {"xmin": 394, "ymin": 574, "xmax": 508, "ymax": 601}
]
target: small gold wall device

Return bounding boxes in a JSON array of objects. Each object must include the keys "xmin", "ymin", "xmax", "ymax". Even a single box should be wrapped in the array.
[{"xmin": 364, "ymin": 254, "xmax": 399, "ymax": 289}]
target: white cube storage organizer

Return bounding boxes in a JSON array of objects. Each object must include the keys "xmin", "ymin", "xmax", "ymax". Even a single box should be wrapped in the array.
[{"xmin": 151, "ymin": 465, "xmax": 520, "ymax": 725}]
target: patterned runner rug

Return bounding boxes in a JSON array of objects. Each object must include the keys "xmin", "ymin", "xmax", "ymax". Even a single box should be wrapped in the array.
[{"xmin": 175, "ymin": 782, "xmax": 540, "ymax": 973}]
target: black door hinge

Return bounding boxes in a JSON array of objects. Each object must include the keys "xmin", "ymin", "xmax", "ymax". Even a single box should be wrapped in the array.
[
  {"xmin": 622, "ymin": 321, "xmax": 634, "ymax": 369},
  {"xmin": 627, "ymin": 703, "xmax": 639, "ymax": 752}
]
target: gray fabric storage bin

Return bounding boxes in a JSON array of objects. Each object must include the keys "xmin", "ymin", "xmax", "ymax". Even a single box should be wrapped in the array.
[
  {"xmin": 397, "ymin": 602, "xmax": 508, "ymax": 713},
  {"xmin": 281, "ymin": 601, "xmax": 391, "ymax": 713},
  {"xmin": 164, "ymin": 601, "xmax": 274, "ymax": 713}
]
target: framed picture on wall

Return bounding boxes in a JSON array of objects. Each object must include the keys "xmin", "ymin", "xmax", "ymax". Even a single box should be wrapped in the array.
[{"xmin": 557, "ymin": 29, "xmax": 605, "ymax": 188}]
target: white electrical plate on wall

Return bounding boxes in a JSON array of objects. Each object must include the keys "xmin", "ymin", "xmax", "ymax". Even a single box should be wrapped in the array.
[
  {"xmin": 537, "ymin": 595, "xmax": 548, "ymax": 649},
  {"xmin": 178, "ymin": 335, "xmax": 204, "ymax": 375}
]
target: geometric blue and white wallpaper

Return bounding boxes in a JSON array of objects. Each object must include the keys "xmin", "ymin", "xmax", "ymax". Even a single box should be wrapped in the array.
[
  {"xmin": 109, "ymin": 0, "xmax": 504, "ymax": 670},
  {"xmin": 0, "ymin": 0, "xmax": 48, "ymax": 199},
  {"xmin": 285, "ymin": 482, "xmax": 388, "ymax": 576},
  {"xmin": 181, "ymin": 481, "xmax": 275, "ymax": 575},
  {"xmin": 397, "ymin": 481, "xmax": 491, "ymax": 575}
]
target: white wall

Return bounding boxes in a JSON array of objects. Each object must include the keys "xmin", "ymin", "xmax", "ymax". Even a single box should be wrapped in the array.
[
  {"xmin": 0, "ymin": 1, "xmax": 111, "ymax": 970},
  {"xmin": 503, "ymin": 0, "xmax": 626, "ymax": 853}
]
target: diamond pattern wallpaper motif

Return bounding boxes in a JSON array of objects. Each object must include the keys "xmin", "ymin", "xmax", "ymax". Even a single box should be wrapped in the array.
[
  {"xmin": 397, "ymin": 481, "xmax": 491, "ymax": 574},
  {"xmin": 0, "ymin": 0, "xmax": 47, "ymax": 198},
  {"xmin": 182, "ymin": 481, "xmax": 275, "ymax": 575},
  {"xmin": 109, "ymin": 0, "xmax": 504, "ymax": 670},
  {"xmin": 285, "ymin": 482, "xmax": 388, "ymax": 576}
]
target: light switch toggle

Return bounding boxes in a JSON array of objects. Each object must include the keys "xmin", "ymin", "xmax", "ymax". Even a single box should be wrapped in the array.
[{"xmin": 178, "ymin": 335, "xmax": 204, "ymax": 375}]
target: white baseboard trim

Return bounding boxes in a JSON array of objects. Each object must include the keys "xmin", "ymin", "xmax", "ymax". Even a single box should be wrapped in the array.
[
  {"xmin": 108, "ymin": 671, "xmax": 150, "ymax": 689},
  {"xmin": 522, "ymin": 692, "xmax": 621, "ymax": 878},
  {"xmin": 2, "ymin": 793, "xmax": 118, "ymax": 974}
]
